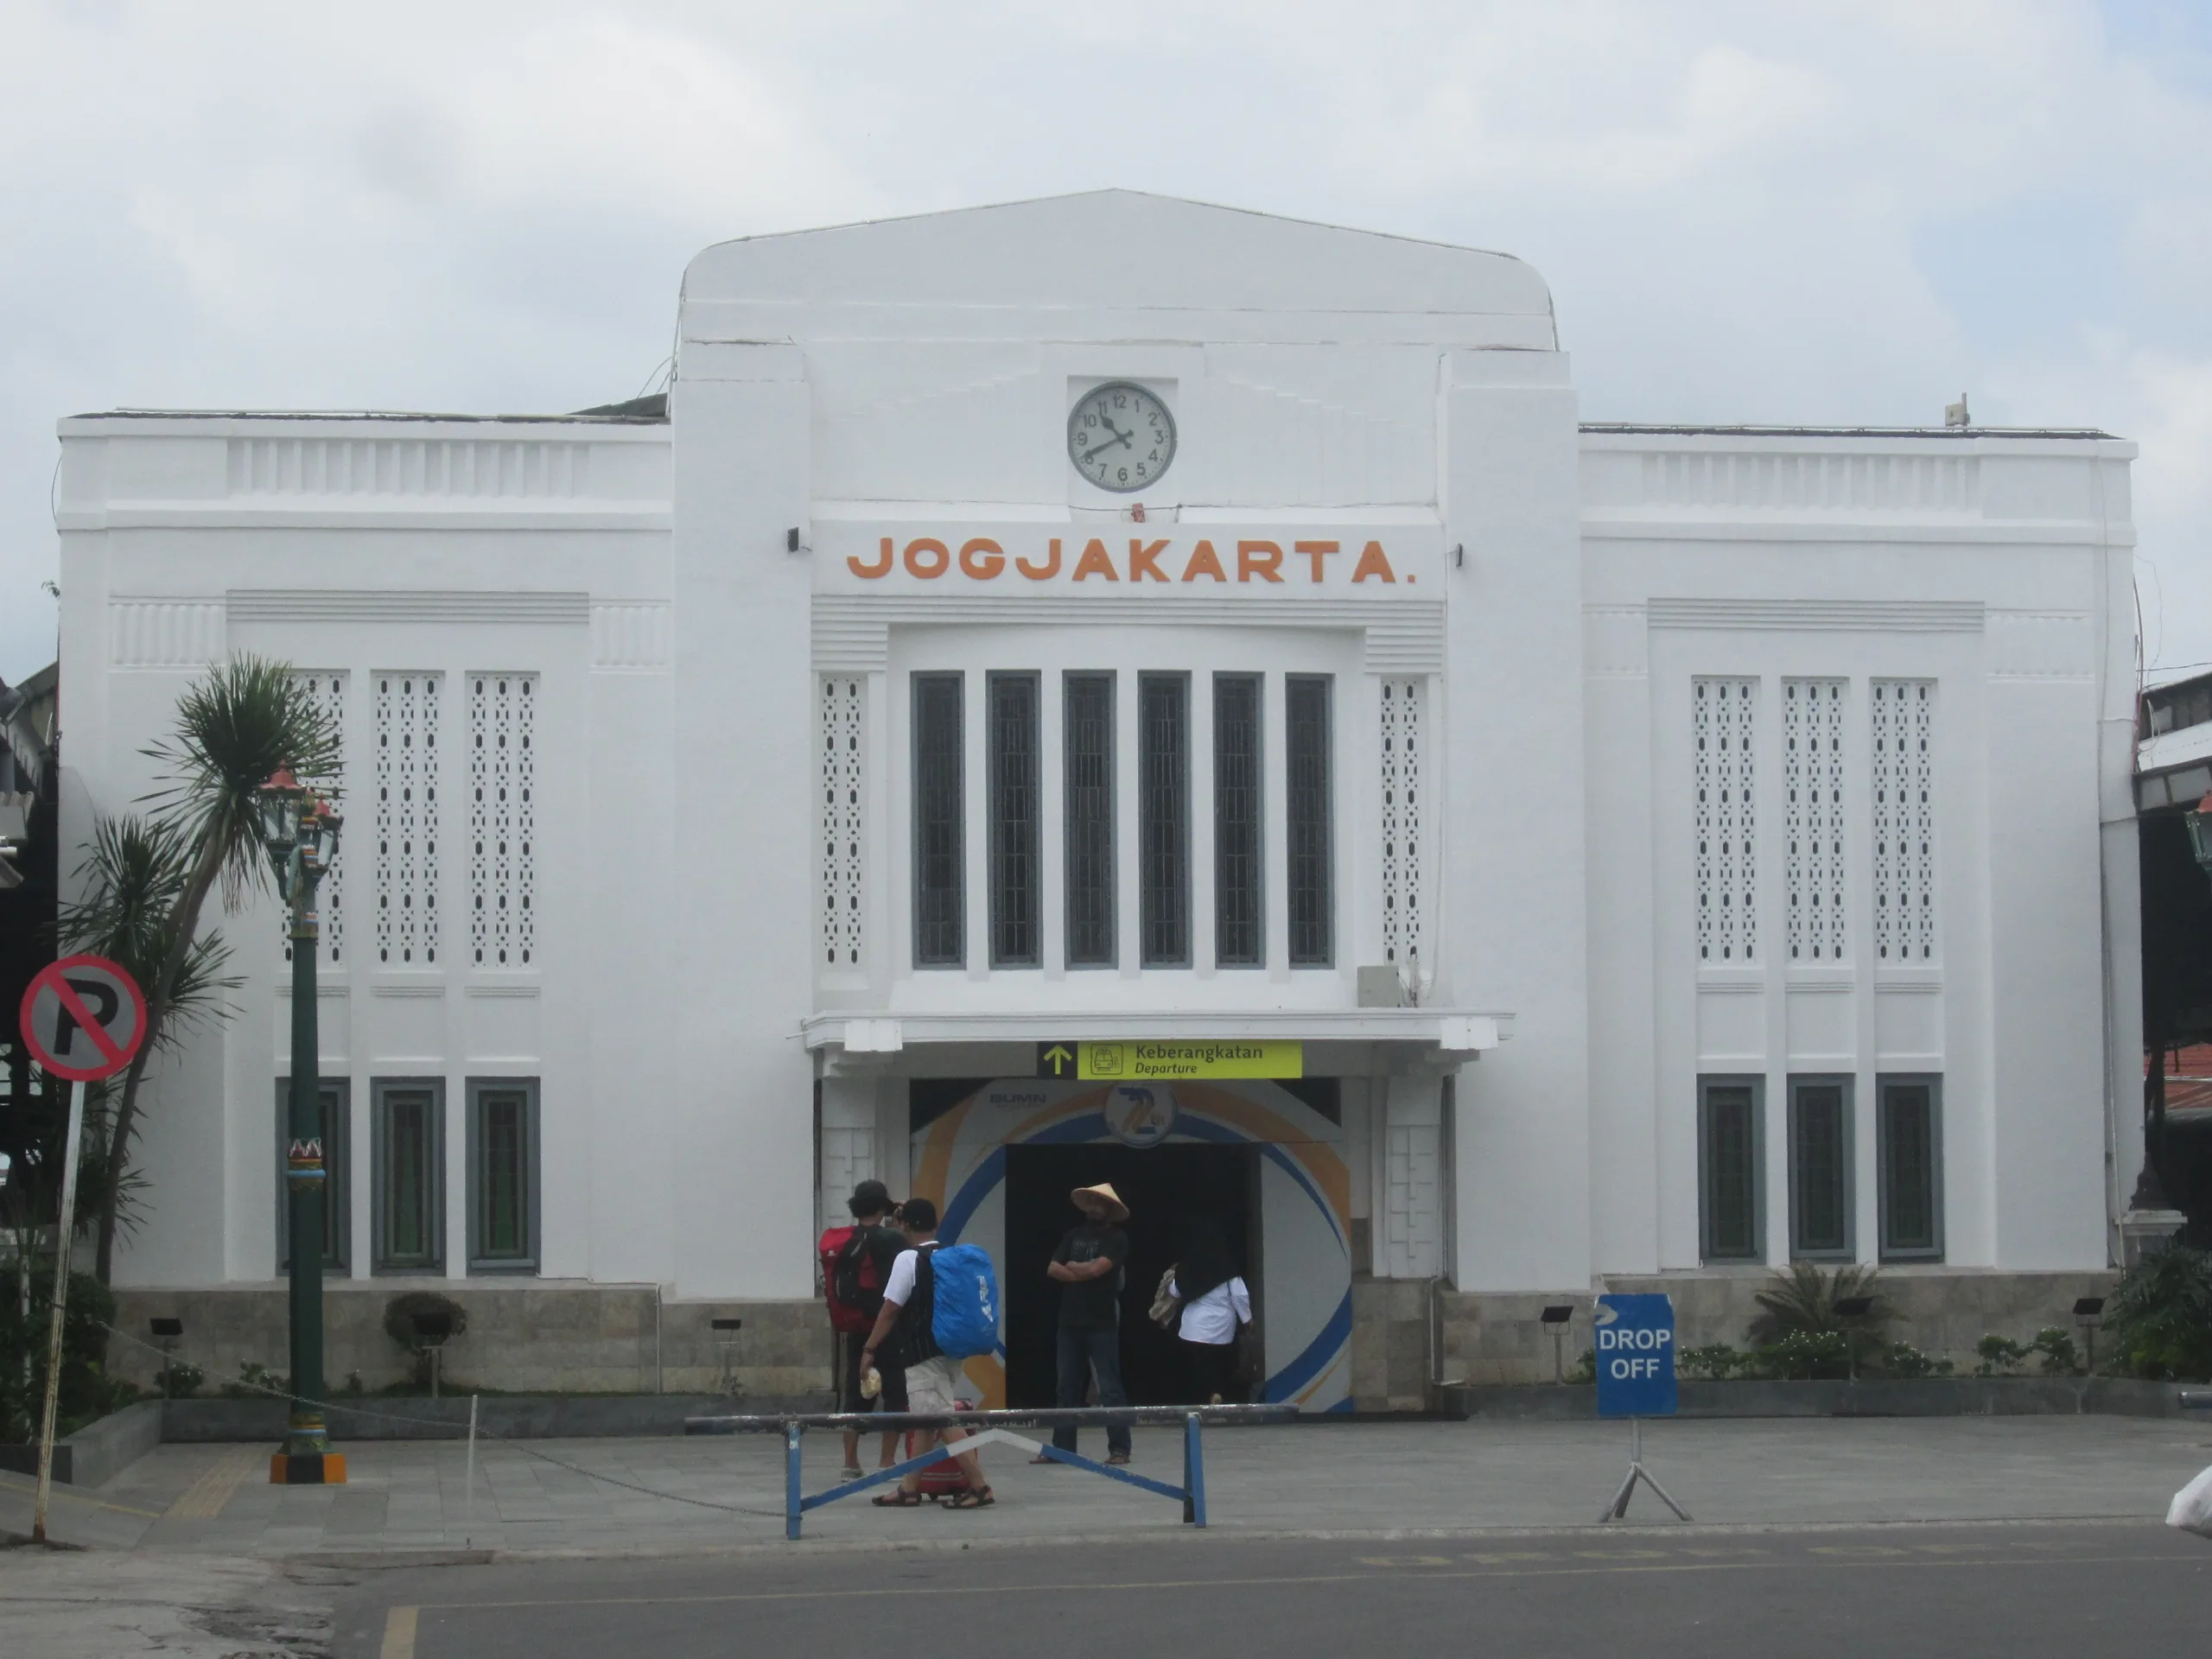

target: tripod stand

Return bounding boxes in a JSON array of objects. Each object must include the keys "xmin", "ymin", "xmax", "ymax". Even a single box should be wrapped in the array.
[{"xmin": 1599, "ymin": 1416, "xmax": 1692, "ymax": 1522}]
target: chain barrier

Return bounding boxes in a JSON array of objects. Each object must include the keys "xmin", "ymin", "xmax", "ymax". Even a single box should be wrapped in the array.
[{"xmin": 99, "ymin": 1319, "xmax": 791, "ymax": 1522}]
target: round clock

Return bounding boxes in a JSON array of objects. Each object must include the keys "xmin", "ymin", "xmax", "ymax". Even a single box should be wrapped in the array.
[{"xmin": 1068, "ymin": 381, "xmax": 1176, "ymax": 493}]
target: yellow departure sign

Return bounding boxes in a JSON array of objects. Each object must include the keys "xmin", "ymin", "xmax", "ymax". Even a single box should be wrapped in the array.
[{"xmin": 1077, "ymin": 1040, "xmax": 1302, "ymax": 1081}]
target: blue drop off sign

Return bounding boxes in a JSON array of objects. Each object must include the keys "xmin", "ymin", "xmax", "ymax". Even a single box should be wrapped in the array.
[{"xmin": 1594, "ymin": 1294, "xmax": 1677, "ymax": 1418}]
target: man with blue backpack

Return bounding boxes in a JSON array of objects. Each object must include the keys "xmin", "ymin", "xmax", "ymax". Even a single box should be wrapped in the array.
[{"xmin": 859, "ymin": 1197, "xmax": 1001, "ymax": 1510}]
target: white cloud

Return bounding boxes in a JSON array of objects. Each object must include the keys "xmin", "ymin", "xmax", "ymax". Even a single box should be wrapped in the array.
[{"xmin": 1, "ymin": 0, "xmax": 2207, "ymax": 684}]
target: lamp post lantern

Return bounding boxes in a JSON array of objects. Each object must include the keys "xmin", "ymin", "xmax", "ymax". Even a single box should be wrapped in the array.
[{"xmin": 261, "ymin": 766, "xmax": 346, "ymax": 1484}]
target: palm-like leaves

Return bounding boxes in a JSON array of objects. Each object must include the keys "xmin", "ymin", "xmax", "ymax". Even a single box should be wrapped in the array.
[
  {"xmin": 1750, "ymin": 1261, "xmax": 1884, "ymax": 1344},
  {"xmin": 65, "ymin": 816, "xmax": 234, "ymax": 1032},
  {"xmin": 75, "ymin": 657, "xmax": 340, "ymax": 1281}
]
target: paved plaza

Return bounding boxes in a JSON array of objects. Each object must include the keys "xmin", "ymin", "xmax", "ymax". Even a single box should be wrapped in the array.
[{"xmin": 4, "ymin": 1414, "xmax": 2208, "ymax": 1557}]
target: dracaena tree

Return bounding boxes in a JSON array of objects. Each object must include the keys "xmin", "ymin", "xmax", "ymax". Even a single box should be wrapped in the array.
[
  {"xmin": 79, "ymin": 658, "xmax": 338, "ymax": 1282},
  {"xmin": 62, "ymin": 814, "xmax": 237, "ymax": 1276}
]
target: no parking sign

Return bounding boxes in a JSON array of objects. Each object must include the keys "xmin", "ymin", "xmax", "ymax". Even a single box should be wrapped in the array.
[
  {"xmin": 1594, "ymin": 1294, "xmax": 1677, "ymax": 1418},
  {"xmin": 18, "ymin": 953, "xmax": 146, "ymax": 1082}
]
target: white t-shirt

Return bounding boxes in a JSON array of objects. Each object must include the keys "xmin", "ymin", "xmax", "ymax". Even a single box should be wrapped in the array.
[
  {"xmin": 1171, "ymin": 1274, "xmax": 1251, "ymax": 1345},
  {"xmin": 882, "ymin": 1244, "xmax": 926, "ymax": 1307}
]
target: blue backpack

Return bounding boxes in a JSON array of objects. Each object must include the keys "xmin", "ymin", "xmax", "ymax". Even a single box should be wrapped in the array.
[{"xmin": 926, "ymin": 1243, "xmax": 1000, "ymax": 1360}]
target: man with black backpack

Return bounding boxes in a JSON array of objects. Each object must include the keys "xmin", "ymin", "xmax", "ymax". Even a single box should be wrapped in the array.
[
  {"xmin": 817, "ymin": 1179, "xmax": 906, "ymax": 1482},
  {"xmin": 859, "ymin": 1198, "xmax": 995, "ymax": 1509}
]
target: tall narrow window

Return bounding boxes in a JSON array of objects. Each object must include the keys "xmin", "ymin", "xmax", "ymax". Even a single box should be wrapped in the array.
[
  {"xmin": 1694, "ymin": 678, "xmax": 1758, "ymax": 963},
  {"xmin": 1064, "ymin": 673, "xmax": 1116, "ymax": 968},
  {"xmin": 467, "ymin": 1077, "xmax": 539, "ymax": 1272},
  {"xmin": 374, "ymin": 673, "xmax": 442, "ymax": 966},
  {"xmin": 372, "ymin": 1078, "xmax": 443, "ymax": 1274},
  {"xmin": 988, "ymin": 673, "xmax": 1040, "ymax": 968},
  {"xmin": 1212, "ymin": 674, "xmax": 1262, "ymax": 967},
  {"xmin": 1698, "ymin": 1076, "xmax": 1763, "ymax": 1262},
  {"xmin": 1878, "ymin": 1075, "xmax": 1943, "ymax": 1261},
  {"xmin": 286, "ymin": 672, "xmax": 346, "ymax": 968},
  {"xmin": 469, "ymin": 673, "xmax": 536, "ymax": 968},
  {"xmin": 912, "ymin": 674, "xmax": 965, "ymax": 968},
  {"xmin": 1379, "ymin": 678, "xmax": 1423, "ymax": 976},
  {"xmin": 820, "ymin": 677, "xmax": 865, "ymax": 971},
  {"xmin": 1872, "ymin": 680, "xmax": 1937, "ymax": 963},
  {"xmin": 1287, "ymin": 675, "xmax": 1334, "ymax": 967},
  {"xmin": 275, "ymin": 1079, "xmax": 350, "ymax": 1274},
  {"xmin": 1140, "ymin": 672, "xmax": 1191, "ymax": 967},
  {"xmin": 1788, "ymin": 1077, "xmax": 1853, "ymax": 1260},
  {"xmin": 1783, "ymin": 679, "xmax": 1847, "ymax": 963}
]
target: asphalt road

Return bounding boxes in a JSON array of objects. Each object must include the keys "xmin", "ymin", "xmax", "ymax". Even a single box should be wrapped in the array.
[{"xmin": 338, "ymin": 1522, "xmax": 2209, "ymax": 1659}]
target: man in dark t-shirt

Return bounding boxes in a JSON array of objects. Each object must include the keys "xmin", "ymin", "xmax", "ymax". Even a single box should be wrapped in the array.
[{"xmin": 1042, "ymin": 1183, "xmax": 1133, "ymax": 1465}]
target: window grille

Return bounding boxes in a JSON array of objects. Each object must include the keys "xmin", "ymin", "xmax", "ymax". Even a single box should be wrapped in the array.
[
  {"xmin": 1212, "ymin": 674, "xmax": 1263, "ymax": 967},
  {"xmin": 1139, "ymin": 672, "xmax": 1192, "ymax": 967},
  {"xmin": 1287, "ymin": 675, "xmax": 1333, "ymax": 967},
  {"xmin": 373, "ymin": 674, "xmax": 441, "ymax": 966},
  {"xmin": 1871, "ymin": 680, "xmax": 1936, "ymax": 963},
  {"xmin": 1694, "ymin": 678, "xmax": 1758, "ymax": 963},
  {"xmin": 372, "ymin": 1078, "xmax": 443, "ymax": 1273},
  {"xmin": 1379, "ymin": 678, "xmax": 1423, "ymax": 975},
  {"xmin": 1783, "ymin": 679, "xmax": 1847, "ymax": 963},
  {"xmin": 820, "ymin": 677, "xmax": 865, "ymax": 970},
  {"xmin": 1788, "ymin": 1077, "xmax": 1853, "ymax": 1259},
  {"xmin": 988, "ymin": 673, "xmax": 1041, "ymax": 968},
  {"xmin": 912, "ymin": 674, "xmax": 965, "ymax": 968},
  {"xmin": 468, "ymin": 675, "xmax": 536, "ymax": 968},
  {"xmin": 1698, "ymin": 1076, "xmax": 1764, "ymax": 1262},
  {"xmin": 467, "ymin": 1077, "xmax": 539, "ymax": 1271},
  {"xmin": 1878, "ymin": 1076, "xmax": 1942, "ymax": 1260},
  {"xmin": 286, "ymin": 673, "xmax": 346, "ymax": 968},
  {"xmin": 1063, "ymin": 673, "xmax": 1116, "ymax": 968}
]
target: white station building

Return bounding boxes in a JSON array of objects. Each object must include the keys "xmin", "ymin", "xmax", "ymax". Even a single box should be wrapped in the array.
[{"xmin": 54, "ymin": 194, "xmax": 2140, "ymax": 1410}]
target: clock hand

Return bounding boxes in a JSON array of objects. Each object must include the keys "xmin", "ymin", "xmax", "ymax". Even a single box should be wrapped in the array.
[{"xmin": 1084, "ymin": 427, "xmax": 1134, "ymax": 458}]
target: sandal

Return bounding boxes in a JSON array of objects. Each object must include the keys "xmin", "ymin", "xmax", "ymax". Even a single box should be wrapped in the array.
[
  {"xmin": 943, "ymin": 1486, "xmax": 995, "ymax": 1509},
  {"xmin": 840, "ymin": 1465, "xmax": 865, "ymax": 1482},
  {"xmin": 1105, "ymin": 1452, "xmax": 1130, "ymax": 1466},
  {"xmin": 871, "ymin": 1488, "xmax": 925, "ymax": 1507}
]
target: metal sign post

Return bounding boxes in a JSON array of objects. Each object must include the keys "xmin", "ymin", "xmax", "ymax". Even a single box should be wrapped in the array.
[
  {"xmin": 1592, "ymin": 1292, "xmax": 1692, "ymax": 1523},
  {"xmin": 18, "ymin": 954, "xmax": 148, "ymax": 1547}
]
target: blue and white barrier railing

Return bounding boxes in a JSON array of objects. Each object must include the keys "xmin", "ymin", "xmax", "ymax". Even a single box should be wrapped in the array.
[{"xmin": 684, "ymin": 1404, "xmax": 1296, "ymax": 1540}]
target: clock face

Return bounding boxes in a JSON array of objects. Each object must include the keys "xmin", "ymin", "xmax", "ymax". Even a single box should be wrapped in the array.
[{"xmin": 1068, "ymin": 381, "xmax": 1176, "ymax": 493}]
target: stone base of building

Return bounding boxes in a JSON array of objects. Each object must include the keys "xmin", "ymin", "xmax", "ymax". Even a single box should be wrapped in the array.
[
  {"xmin": 1352, "ymin": 1268, "xmax": 2124, "ymax": 1409},
  {"xmin": 110, "ymin": 1284, "xmax": 830, "ymax": 1402}
]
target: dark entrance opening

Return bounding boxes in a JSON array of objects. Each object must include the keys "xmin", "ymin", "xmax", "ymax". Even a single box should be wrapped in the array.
[{"xmin": 1002, "ymin": 1143, "xmax": 1255, "ymax": 1408}]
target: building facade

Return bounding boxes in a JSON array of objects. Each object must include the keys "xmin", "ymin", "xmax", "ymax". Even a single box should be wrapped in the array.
[{"xmin": 54, "ymin": 194, "xmax": 2139, "ymax": 1408}]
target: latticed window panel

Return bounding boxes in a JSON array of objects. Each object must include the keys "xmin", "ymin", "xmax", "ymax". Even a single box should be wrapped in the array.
[
  {"xmin": 1138, "ymin": 672, "xmax": 1192, "ymax": 967},
  {"xmin": 1379, "ymin": 677, "xmax": 1424, "ymax": 973},
  {"xmin": 1783, "ymin": 679, "xmax": 1847, "ymax": 963},
  {"xmin": 286, "ymin": 672, "xmax": 346, "ymax": 968},
  {"xmin": 1063, "ymin": 673, "xmax": 1116, "ymax": 968},
  {"xmin": 988, "ymin": 672, "xmax": 1041, "ymax": 969},
  {"xmin": 912, "ymin": 673, "xmax": 965, "ymax": 968},
  {"xmin": 468, "ymin": 675, "xmax": 537, "ymax": 968},
  {"xmin": 819, "ymin": 677, "xmax": 865, "ymax": 971},
  {"xmin": 1694, "ymin": 678, "xmax": 1758, "ymax": 963},
  {"xmin": 1286, "ymin": 675, "xmax": 1333, "ymax": 967},
  {"xmin": 373, "ymin": 674, "xmax": 441, "ymax": 967},
  {"xmin": 1212, "ymin": 674, "xmax": 1263, "ymax": 968},
  {"xmin": 1871, "ymin": 679, "xmax": 1937, "ymax": 963}
]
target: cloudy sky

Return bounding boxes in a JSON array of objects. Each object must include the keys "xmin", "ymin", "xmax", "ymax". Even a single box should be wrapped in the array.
[{"xmin": 2, "ymin": 0, "xmax": 2207, "ymax": 687}]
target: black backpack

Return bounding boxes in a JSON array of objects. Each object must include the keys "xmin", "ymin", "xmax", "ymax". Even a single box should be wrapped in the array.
[{"xmin": 833, "ymin": 1224, "xmax": 899, "ymax": 1319}]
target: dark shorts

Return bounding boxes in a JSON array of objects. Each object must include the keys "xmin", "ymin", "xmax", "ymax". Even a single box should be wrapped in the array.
[{"xmin": 836, "ymin": 1329, "xmax": 910, "ymax": 1415}]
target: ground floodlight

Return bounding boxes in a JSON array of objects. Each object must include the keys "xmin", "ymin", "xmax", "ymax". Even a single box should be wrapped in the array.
[
  {"xmin": 711, "ymin": 1317, "xmax": 744, "ymax": 1332},
  {"xmin": 1833, "ymin": 1296, "xmax": 1873, "ymax": 1318},
  {"xmin": 2073, "ymin": 1297, "xmax": 2105, "ymax": 1319},
  {"xmin": 1540, "ymin": 1304, "xmax": 1576, "ymax": 1382},
  {"xmin": 1540, "ymin": 1305, "xmax": 1574, "ymax": 1325},
  {"xmin": 149, "ymin": 1317, "xmax": 184, "ymax": 1338}
]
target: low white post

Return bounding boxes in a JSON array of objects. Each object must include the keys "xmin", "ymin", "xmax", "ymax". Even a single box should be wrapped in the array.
[
  {"xmin": 31, "ymin": 1080, "xmax": 88, "ymax": 1547},
  {"xmin": 464, "ymin": 1393, "xmax": 478, "ymax": 1529}
]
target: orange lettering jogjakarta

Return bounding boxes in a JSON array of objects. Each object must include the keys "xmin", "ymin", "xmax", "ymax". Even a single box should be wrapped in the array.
[
  {"xmin": 1181, "ymin": 540, "xmax": 1227, "ymax": 582},
  {"xmin": 1017, "ymin": 538, "xmax": 1062, "ymax": 580},
  {"xmin": 1350, "ymin": 540, "xmax": 1395, "ymax": 583},
  {"xmin": 905, "ymin": 538, "xmax": 950, "ymax": 579},
  {"xmin": 1071, "ymin": 538, "xmax": 1119, "ymax": 581},
  {"xmin": 959, "ymin": 538, "xmax": 1005, "ymax": 579},
  {"xmin": 850, "ymin": 537, "xmax": 895, "ymax": 578},
  {"xmin": 1128, "ymin": 538, "xmax": 1169, "ymax": 582},
  {"xmin": 1237, "ymin": 541, "xmax": 1285, "ymax": 582}
]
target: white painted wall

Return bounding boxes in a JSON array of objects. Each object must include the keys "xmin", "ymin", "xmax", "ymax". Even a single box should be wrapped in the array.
[{"xmin": 48, "ymin": 194, "xmax": 2138, "ymax": 1306}]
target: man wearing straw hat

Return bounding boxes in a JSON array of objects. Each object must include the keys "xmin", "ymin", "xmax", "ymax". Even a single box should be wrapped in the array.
[{"xmin": 1039, "ymin": 1183, "xmax": 1134, "ymax": 1466}]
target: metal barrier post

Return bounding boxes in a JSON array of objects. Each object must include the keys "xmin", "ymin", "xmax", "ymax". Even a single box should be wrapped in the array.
[
  {"xmin": 1183, "ymin": 1411, "xmax": 1206, "ymax": 1527},
  {"xmin": 785, "ymin": 1422, "xmax": 803, "ymax": 1541}
]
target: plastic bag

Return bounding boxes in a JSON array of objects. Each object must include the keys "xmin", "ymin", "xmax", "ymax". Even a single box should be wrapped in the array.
[{"xmin": 2167, "ymin": 1465, "xmax": 2212, "ymax": 1539}]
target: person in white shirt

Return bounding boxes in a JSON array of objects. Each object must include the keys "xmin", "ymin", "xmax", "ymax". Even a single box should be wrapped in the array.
[{"xmin": 1169, "ymin": 1217, "xmax": 1254, "ymax": 1405}]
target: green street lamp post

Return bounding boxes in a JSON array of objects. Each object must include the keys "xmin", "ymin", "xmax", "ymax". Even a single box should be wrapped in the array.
[{"xmin": 260, "ymin": 767, "xmax": 344, "ymax": 1483}]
